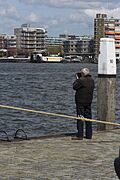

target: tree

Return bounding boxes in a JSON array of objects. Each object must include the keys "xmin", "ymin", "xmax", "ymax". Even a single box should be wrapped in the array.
[{"xmin": 47, "ymin": 45, "xmax": 63, "ymax": 56}]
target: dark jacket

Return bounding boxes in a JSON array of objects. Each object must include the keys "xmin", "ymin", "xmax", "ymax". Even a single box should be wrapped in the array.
[{"xmin": 73, "ymin": 75, "xmax": 94, "ymax": 106}]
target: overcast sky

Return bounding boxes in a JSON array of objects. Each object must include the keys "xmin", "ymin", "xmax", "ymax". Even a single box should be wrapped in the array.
[{"xmin": 0, "ymin": 0, "xmax": 119, "ymax": 36}]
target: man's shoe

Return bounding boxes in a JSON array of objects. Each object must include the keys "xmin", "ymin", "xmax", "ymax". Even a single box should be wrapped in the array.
[
  {"xmin": 71, "ymin": 136, "xmax": 83, "ymax": 140},
  {"xmin": 84, "ymin": 136, "xmax": 92, "ymax": 139}
]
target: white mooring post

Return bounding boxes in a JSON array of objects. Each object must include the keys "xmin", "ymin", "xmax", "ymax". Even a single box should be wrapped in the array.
[{"xmin": 97, "ymin": 38, "xmax": 116, "ymax": 130}]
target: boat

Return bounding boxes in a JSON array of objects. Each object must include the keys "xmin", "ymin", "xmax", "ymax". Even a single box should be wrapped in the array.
[
  {"xmin": 0, "ymin": 57, "xmax": 30, "ymax": 63},
  {"xmin": 60, "ymin": 56, "xmax": 71, "ymax": 63},
  {"xmin": 30, "ymin": 53, "xmax": 63, "ymax": 63},
  {"xmin": 30, "ymin": 53, "xmax": 47, "ymax": 63},
  {"xmin": 47, "ymin": 56, "xmax": 63, "ymax": 63},
  {"xmin": 60, "ymin": 55, "xmax": 82, "ymax": 63}
]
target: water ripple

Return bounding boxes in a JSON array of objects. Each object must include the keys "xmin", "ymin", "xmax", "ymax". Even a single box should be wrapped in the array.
[{"xmin": 0, "ymin": 63, "xmax": 119, "ymax": 138}]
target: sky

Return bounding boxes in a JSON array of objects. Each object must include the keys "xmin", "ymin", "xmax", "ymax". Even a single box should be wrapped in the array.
[{"xmin": 0, "ymin": 0, "xmax": 120, "ymax": 37}]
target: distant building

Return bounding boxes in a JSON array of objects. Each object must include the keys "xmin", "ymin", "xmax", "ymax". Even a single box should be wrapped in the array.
[
  {"xmin": 0, "ymin": 34, "xmax": 7, "ymax": 56},
  {"xmin": 0, "ymin": 34, "xmax": 17, "ymax": 57},
  {"xmin": 63, "ymin": 35, "xmax": 94, "ymax": 61},
  {"xmin": 94, "ymin": 13, "xmax": 120, "ymax": 62},
  {"xmin": 94, "ymin": 14, "xmax": 107, "ymax": 60},
  {"xmin": 5, "ymin": 35, "xmax": 17, "ymax": 56},
  {"xmin": 14, "ymin": 24, "xmax": 47, "ymax": 56},
  {"xmin": 45, "ymin": 36, "xmax": 65, "ymax": 46},
  {"xmin": 0, "ymin": 34, "xmax": 6, "ymax": 49}
]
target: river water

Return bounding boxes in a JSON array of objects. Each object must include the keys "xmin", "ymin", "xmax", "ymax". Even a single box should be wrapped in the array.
[{"xmin": 0, "ymin": 63, "xmax": 120, "ymax": 139}]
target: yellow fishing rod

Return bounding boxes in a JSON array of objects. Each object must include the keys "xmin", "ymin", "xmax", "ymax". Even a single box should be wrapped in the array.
[{"xmin": 0, "ymin": 104, "xmax": 119, "ymax": 127}]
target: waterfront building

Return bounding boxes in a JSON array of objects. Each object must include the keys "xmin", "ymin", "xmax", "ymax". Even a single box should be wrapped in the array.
[
  {"xmin": 0, "ymin": 34, "xmax": 6, "ymax": 49},
  {"xmin": 94, "ymin": 14, "xmax": 107, "ymax": 60},
  {"xmin": 5, "ymin": 35, "xmax": 17, "ymax": 56},
  {"xmin": 39, "ymin": 34, "xmax": 95, "ymax": 60},
  {"xmin": 63, "ymin": 35, "xmax": 94, "ymax": 62},
  {"xmin": 0, "ymin": 34, "xmax": 7, "ymax": 57},
  {"xmin": 45, "ymin": 36, "xmax": 64, "ymax": 46},
  {"xmin": 14, "ymin": 24, "xmax": 47, "ymax": 56},
  {"xmin": 94, "ymin": 13, "xmax": 120, "ymax": 62},
  {"xmin": 0, "ymin": 34, "xmax": 17, "ymax": 57}
]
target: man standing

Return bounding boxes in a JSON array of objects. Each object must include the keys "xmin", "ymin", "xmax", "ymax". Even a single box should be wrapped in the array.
[{"xmin": 72, "ymin": 68, "xmax": 95, "ymax": 140}]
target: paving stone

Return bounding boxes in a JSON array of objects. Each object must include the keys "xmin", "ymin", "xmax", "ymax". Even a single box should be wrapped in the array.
[{"xmin": 0, "ymin": 129, "xmax": 119, "ymax": 179}]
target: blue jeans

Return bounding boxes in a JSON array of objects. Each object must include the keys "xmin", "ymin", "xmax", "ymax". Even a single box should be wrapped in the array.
[{"xmin": 76, "ymin": 104, "xmax": 92, "ymax": 139}]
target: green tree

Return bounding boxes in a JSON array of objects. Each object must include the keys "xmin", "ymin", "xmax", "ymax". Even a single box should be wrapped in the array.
[{"xmin": 47, "ymin": 45, "xmax": 63, "ymax": 56}]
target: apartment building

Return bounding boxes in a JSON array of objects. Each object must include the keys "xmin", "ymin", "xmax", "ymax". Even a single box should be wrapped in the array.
[
  {"xmin": 63, "ymin": 35, "xmax": 94, "ymax": 61},
  {"xmin": 105, "ymin": 18, "xmax": 120, "ymax": 61},
  {"xmin": 5, "ymin": 35, "xmax": 17, "ymax": 56},
  {"xmin": 14, "ymin": 24, "xmax": 47, "ymax": 56},
  {"xmin": 0, "ymin": 34, "xmax": 6, "ymax": 49},
  {"xmin": 94, "ymin": 13, "xmax": 120, "ymax": 62},
  {"xmin": 94, "ymin": 14, "xmax": 107, "ymax": 59},
  {"xmin": 45, "ymin": 36, "xmax": 65, "ymax": 46},
  {"xmin": 0, "ymin": 34, "xmax": 7, "ymax": 56}
]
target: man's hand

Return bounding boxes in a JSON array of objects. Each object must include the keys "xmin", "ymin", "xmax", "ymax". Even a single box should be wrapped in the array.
[{"xmin": 76, "ymin": 74, "xmax": 79, "ymax": 79}]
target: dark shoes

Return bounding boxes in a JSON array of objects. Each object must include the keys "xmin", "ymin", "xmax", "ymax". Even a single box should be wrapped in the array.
[
  {"xmin": 84, "ymin": 136, "xmax": 92, "ymax": 139},
  {"xmin": 71, "ymin": 136, "xmax": 83, "ymax": 140},
  {"xmin": 71, "ymin": 136, "xmax": 92, "ymax": 140}
]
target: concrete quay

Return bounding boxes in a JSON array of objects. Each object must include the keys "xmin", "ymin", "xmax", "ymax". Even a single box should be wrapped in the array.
[{"xmin": 0, "ymin": 129, "xmax": 120, "ymax": 179}]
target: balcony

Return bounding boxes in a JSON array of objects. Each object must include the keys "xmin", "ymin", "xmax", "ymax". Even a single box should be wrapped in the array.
[
  {"xmin": 115, "ymin": 45, "xmax": 120, "ymax": 48},
  {"xmin": 115, "ymin": 36, "xmax": 120, "ymax": 40},
  {"xmin": 105, "ymin": 31, "xmax": 115, "ymax": 35}
]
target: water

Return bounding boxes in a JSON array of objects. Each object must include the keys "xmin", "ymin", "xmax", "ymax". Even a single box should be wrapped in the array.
[{"xmin": 0, "ymin": 62, "xmax": 119, "ymax": 139}]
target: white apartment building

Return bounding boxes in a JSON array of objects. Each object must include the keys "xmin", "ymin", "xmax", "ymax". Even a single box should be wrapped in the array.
[{"xmin": 14, "ymin": 24, "xmax": 47, "ymax": 55}]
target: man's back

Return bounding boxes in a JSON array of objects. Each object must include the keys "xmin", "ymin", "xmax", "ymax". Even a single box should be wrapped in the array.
[{"xmin": 73, "ymin": 75, "xmax": 94, "ymax": 105}]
